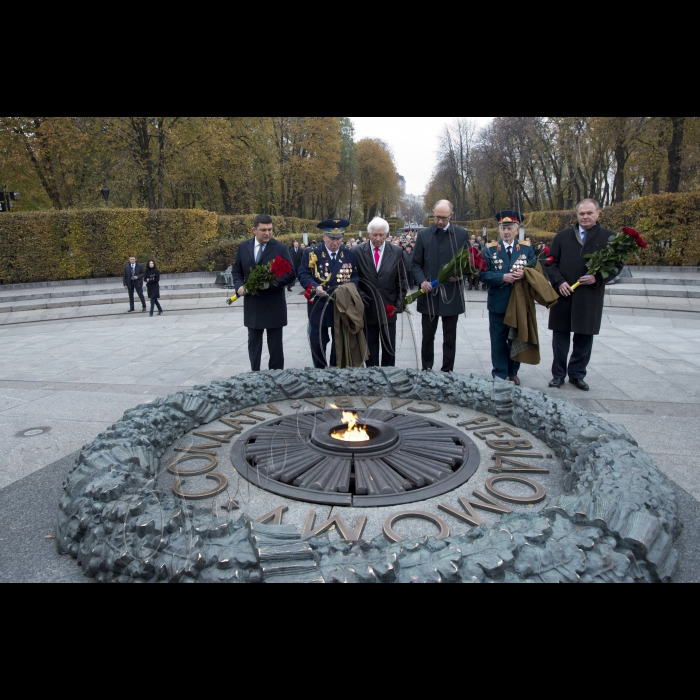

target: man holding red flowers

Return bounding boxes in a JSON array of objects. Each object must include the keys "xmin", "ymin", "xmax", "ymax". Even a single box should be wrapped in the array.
[
  {"xmin": 355, "ymin": 217, "xmax": 408, "ymax": 368},
  {"xmin": 232, "ymin": 214, "xmax": 296, "ymax": 372},
  {"xmin": 547, "ymin": 199, "xmax": 624, "ymax": 391}
]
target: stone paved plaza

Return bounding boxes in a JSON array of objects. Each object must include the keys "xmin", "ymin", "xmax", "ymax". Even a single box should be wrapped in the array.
[{"xmin": 1, "ymin": 287, "xmax": 699, "ymax": 582}]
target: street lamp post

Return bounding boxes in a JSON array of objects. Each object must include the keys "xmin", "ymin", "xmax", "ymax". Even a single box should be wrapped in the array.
[{"xmin": 101, "ymin": 187, "xmax": 111, "ymax": 208}]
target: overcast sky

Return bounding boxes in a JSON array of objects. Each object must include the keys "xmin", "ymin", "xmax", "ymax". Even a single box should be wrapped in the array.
[{"xmin": 350, "ymin": 117, "xmax": 493, "ymax": 197}]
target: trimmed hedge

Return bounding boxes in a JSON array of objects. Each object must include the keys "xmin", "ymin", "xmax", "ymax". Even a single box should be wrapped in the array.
[
  {"xmin": 465, "ymin": 194, "xmax": 700, "ymax": 265},
  {"xmin": 601, "ymin": 193, "xmax": 700, "ymax": 266},
  {"xmin": 0, "ymin": 209, "xmax": 218, "ymax": 284},
  {"xmin": 3, "ymin": 195, "xmax": 697, "ymax": 285}
]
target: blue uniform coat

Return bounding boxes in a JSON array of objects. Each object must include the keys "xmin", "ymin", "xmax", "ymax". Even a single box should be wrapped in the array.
[
  {"xmin": 481, "ymin": 240, "xmax": 537, "ymax": 312},
  {"xmin": 298, "ymin": 244, "xmax": 359, "ymax": 327}
]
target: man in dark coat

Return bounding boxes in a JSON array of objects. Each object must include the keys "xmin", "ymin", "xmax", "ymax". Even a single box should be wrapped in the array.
[
  {"xmin": 482, "ymin": 211, "xmax": 537, "ymax": 385},
  {"xmin": 288, "ymin": 240, "xmax": 304, "ymax": 292},
  {"xmin": 298, "ymin": 219, "xmax": 359, "ymax": 369},
  {"xmin": 232, "ymin": 214, "xmax": 296, "ymax": 372},
  {"xmin": 123, "ymin": 256, "xmax": 146, "ymax": 313},
  {"xmin": 547, "ymin": 199, "xmax": 623, "ymax": 391},
  {"xmin": 356, "ymin": 217, "xmax": 408, "ymax": 367},
  {"xmin": 411, "ymin": 200, "xmax": 470, "ymax": 373}
]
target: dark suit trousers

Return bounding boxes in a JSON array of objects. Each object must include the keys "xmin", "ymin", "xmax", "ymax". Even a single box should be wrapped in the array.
[
  {"xmin": 489, "ymin": 312, "xmax": 521, "ymax": 380},
  {"xmin": 422, "ymin": 315, "xmax": 459, "ymax": 372},
  {"xmin": 366, "ymin": 322, "xmax": 397, "ymax": 368},
  {"xmin": 127, "ymin": 284, "xmax": 146, "ymax": 311},
  {"xmin": 248, "ymin": 328, "xmax": 284, "ymax": 372},
  {"xmin": 309, "ymin": 323, "xmax": 336, "ymax": 369},
  {"xmin": 552, "ymin": 331, "xmax": 594, "ymax": 380}
]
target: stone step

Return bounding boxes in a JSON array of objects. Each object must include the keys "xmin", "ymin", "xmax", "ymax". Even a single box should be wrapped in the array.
[
  {"xmin": 608, "ymin": 284, "xmax": 700, "ymax": 299},
  {"xmin": 0, "ymin": 271, "xmax": 219, "ymax": 292},
  {"xmin": 0, "ymin": 289, "xmax": 236, "ymax": 313},
  {"xmin": 628, "ymin": 266, "xmax": 700, "ymax": 273},
  {"xmin": 0, "ymin": 282, "xmax": 225, "ymax": 303},
  {"xmin": 621, "ymin": 277, "xmax": 700, "ymax": 287}
]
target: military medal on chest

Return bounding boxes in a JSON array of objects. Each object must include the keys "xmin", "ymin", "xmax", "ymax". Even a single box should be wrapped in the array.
[{"xmin": 337, "ymin": 263, "xmax": 353, "ymax": 284}]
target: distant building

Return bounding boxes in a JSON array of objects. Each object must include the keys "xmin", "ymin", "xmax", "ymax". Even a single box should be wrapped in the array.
[{"xmin": 398, "ymin": 175, "xmax": 407, "ymax": 194}]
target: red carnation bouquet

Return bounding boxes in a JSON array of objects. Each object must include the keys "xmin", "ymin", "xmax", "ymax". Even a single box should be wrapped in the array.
[
  {"xmin": 227, "ymin": 255, "xmax": 292, "ymax": 305},
  {"xmin": 304, "ymin": 284, "xmax": 334, "ymax": 306},
  {"xmin": 385, "ymin": 305, "xmax": 396, "ymax": 319},
  {"xmin": 468, "ymin": 248, "xmax": 487, "ymax": 280},
  {"xmin": 571, "ymin": 227, "xmax": 648, "ymax": 291}
]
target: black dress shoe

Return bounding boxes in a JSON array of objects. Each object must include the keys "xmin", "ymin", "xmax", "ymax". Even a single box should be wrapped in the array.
[
  {"xmin": 569, "ymin": 378, "xmax": 590, "ymax": 392},
  {"xmin": 549, "ymin": 378, "xmax": 565, "ymax": 388},
  {"xmin": 127, "ymin": 310, "xmax": 134, "ymax": 313}
]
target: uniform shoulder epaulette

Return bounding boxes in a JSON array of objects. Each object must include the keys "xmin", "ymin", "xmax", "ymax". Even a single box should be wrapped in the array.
[
  {"xmin": 520, "ymin": 241, "xmax": 531, "ymax": 247},
  {"xmin": 487, "ymin": 242, "xmax": 498, "ymax": 248}
]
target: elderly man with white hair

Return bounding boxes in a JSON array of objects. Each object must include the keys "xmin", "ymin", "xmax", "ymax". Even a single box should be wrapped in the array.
[{"xmin": 355, "ymin": 217, "xmax": 408, "ymax": 367}]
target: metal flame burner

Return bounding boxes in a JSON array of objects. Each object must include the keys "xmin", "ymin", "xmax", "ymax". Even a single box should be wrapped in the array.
[
  {"xmin": 312, "ymin": 419, "xmax": 400, "ymax": 456},
  {"xmin": 232, "ymin": 409, "xmax": 481, "ymax": 508}
]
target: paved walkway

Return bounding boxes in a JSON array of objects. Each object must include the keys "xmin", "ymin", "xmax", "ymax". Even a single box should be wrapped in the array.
[{"xmin": 0, "ymin": 290, "xmax": 698, "ymax": 581}]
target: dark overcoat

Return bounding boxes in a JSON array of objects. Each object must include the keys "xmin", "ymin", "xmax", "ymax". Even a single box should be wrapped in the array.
[
  {"xmin": 411, "ymin": 224, "xmax": 470, "ymax": 317},
  {"xmin": 547, "ymin": 224, "xmax": 623, "ymax": 336},
  {"xmin": 355, "ymin": 241, "xmax": 408, "ymax": 326},
  {"xmin": 231, "ymin": 238, "xmax": 296, "ymax": 331},
  {"xmin": 289, "ymin": 246, "xmax": 304, "ymax": 270},
  {"xmin": 298, "ymin": 244, "xmax": 359, "ymax": 327},
  {"xmin": 123, "ymin": 263, "xmax": 145, "ymax": 288},
  {"xmin": 145, "ymin": 270, "xmax": 161, "ymax": 299},
  {"xmin": 482, "ymin": 241, "xmax": 537, "ymax": 314}
]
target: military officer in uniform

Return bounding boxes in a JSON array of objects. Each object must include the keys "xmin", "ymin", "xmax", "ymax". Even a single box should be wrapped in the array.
[
  {"xmin": 298, "ymin": 219, "xmax": 359, "ymax": 368},
  {"xmin": 482, "ymin": 211, "xmax": 537, "ymax": 386}
]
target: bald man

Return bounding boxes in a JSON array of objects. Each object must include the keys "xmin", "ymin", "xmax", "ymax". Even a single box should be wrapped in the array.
[{"xmin": 412, "ymin": 200, "xmax": 470, "ymax": 373}]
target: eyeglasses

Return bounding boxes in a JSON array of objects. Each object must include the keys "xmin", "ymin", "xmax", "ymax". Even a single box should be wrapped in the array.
[{"xmin": 434, "ymin": 216, "xmax": 451, "ymax": 222}]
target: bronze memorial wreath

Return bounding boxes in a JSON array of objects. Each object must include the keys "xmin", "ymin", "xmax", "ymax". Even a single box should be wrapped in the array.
[{"xmin": 57, "ymin": 369, "xmax": 680, "ymax": 583}]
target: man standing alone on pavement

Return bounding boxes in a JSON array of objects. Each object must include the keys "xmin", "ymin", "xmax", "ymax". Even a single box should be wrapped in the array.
[
  {"xmin": 232, "ymin": 215, "xmax": 296, "ymax": 372},
  {"xmin": 356, "ymin": 217, "xmax": 407, "ymax": 367},
  {"xmin": 288, "ymin": 240, "xmax": 304, "ymax": 292},
  {"xmin": 123, "ymin": 256, "xmax": 146, "ymax": 313},
  {"xmin": 547, "ymin": 199, "xmax": 623, "ymax": 392},
  {"xmin": 412, "ymin": 200, "xmax": 470, "ymax": 373}
]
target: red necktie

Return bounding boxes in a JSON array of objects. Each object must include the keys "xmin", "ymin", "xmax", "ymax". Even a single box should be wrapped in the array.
[{"xmin": 374, "ymin": 247, "xmax": 381, "ymax": 270}]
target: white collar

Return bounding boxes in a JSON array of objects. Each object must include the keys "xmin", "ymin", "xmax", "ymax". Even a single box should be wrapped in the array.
[
  {"xmin": 579, "ymin": 226, "xmax": 591, "ymax": 235},
  {"xmin": 325, "ymin": 246, "xmax": 340, "ymax": 257},
  {"xmin": 372, "ymin": 242, "xmax": 386, "ymax": 253},
  {"xmin": 437, "ymin": 223, "xmax": 450, "ymax": 232}
]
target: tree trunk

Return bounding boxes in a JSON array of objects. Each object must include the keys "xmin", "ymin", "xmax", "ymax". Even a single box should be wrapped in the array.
[
  {"xmin": 219, "ymin": 178, "xmax": 234, "ymax": 215},
  {"xmin": 613, "ymin": 144, "xmax": 627, "ymax": 203},
  {"xmin": 666, "ymin": 117, "xmax": 686, "ymax": 193}
]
